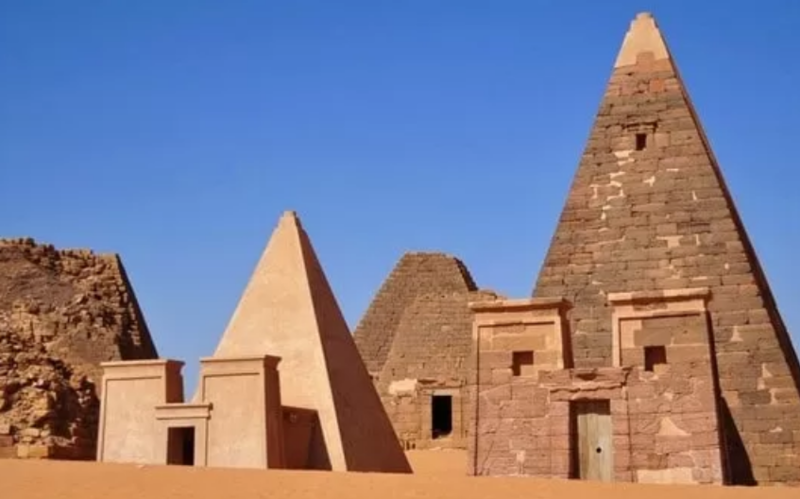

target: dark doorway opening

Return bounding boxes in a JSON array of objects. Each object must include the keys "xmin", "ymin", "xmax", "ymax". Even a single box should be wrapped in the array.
[
  {"xmin": 167, "ymin": 426, "xmax": 195, "ymax": 466},
  {"xmin": 635, "ymin": 133, "xmax": 647, "ymax": 151},
  {"xmin": 431, "ymin": 395, "xmax": 453, "ymax": 439}
]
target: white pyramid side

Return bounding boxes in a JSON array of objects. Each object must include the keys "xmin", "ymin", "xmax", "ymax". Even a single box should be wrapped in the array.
[
  {"xmin": 298, "ymin": 229, "xmax": 412, "ymax": 473},
  {"xmin": 210, "ymin": 211, "xmax": 347, "ymax": 470}
]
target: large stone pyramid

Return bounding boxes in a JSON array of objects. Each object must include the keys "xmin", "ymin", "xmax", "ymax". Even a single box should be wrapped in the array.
[
  {"xmin": 211, "ymin": 211, "xmax": 411, "ymax": 473},
  {"xmin": 531, "ymin": 12, "xmax": 800, "ymax": 485}
]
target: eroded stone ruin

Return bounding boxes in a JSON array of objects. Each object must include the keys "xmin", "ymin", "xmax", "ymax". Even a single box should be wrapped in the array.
[
  {"xmin": 353, "ymin": 253, "xmax": 497, "ymax": 450},
  {"xmin": 96, "ymin": 211, "xmax": 411, "ymax": 473},
  {"xmin": 468, "ymin": 12, "xmax": 800, "ymax": 486},
  {"xmin": 0, "ymin": 238, "xmax": 157, "ymax": 460}
]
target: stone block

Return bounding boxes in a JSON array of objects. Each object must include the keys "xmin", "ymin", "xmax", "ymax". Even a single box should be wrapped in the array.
[{"xmin": 16, "ymin": 444, "xmax": 51, "ymax": 459}]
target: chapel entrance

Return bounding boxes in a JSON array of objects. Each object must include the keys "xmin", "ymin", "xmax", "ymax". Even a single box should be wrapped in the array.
[
  {"xmin": 166, "ymin": 426, "xmax": 196, "ymax": 466},
  {"xmin": 431, "ymin": 395, "xmax": 453, "ymax": 439},
  {"xmin": 571, "ymin": 399, "xmax": 613, "ymax": 482}
]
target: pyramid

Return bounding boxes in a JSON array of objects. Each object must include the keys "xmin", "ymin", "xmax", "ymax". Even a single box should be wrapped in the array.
[
  {"xmin": 0, "ymin": 238, "xmax": 158, "ymax": 459},
  {"xmin": 353, "ymin": 252, "xmax": 478, "ymax": 377},
  {"xmin": 210, "ymin": 211, "xmax": 411, "ymax": 473},
  {"xmin": 532, "ymin": 12, "xmax": 800, "ymax": 485},
  {"xmin": 356, "ymin": 252, "xmax": 498, "ymax": 450}
]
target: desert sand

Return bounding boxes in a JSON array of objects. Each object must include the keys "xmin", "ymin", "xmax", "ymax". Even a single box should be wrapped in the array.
[{"xmin": 1, "ymin": 451, "xmax": 797, "ymax": 499}]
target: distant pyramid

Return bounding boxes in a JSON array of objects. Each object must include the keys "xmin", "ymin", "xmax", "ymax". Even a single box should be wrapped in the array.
[
  {"xmin": 353, "ymin": 252, "xmax": 478, "ymax": 377},
  {"xmin": 354, "ymin": 251, "xmax": 497, "ymax": 450},
  {"xmin": 211, "ymin": 211, "xmax": 411, "ymax": 473},
  {"xmin": 532, "ymin": 12, "xmax": 800, "ymax": 485}
]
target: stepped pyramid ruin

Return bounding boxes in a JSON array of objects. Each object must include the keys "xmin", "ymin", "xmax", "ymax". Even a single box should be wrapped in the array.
[
  {"xmin": 354, "ymin": 253, "xmax": 497, "ymax": 450},
  {"xmin": 468, "ymin": 12, "xmax": 800, "ymax": 485},
  {"xmin": 354, "ymin": 253, "xmax": 479, "ymax": 377},
  {"xmin": 96, "ymin": 211, "xmax": 411, "ymax": 473},
  {"xmin": 0, "ymin": 238, "xmax": 158, "ymax": 460}
]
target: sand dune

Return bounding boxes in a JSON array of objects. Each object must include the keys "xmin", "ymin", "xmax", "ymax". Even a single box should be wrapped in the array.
[{"xmin": 1, "ymin": 452, "xmax": 797, "ymax": 499}]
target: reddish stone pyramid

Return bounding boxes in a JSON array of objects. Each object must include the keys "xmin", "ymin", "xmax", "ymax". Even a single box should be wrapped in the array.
[
  {"xmin": 353, "ymin": 252, "xmax": 478, "ymax": 377},
  {"xmin": 531, "ymin": 13, "xmax": 800, "ymax": 485}
]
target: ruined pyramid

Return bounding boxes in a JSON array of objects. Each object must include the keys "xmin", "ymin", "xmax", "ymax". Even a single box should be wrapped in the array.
[
  {"xmin": 531, "ymin": 12, "xmax": 800, "ymax": 485},
  {"xmin": 354, "ymin": 252, "xmax": 479, "ymax": 377},
  {"xmin": 211, "ymin": 211, "xmax": 411, "ymax": 473},
  {"xmin": 0, "ymin": 238, "xmax": 158, "ymax": 460},
  {"xmin": 354, "ymin": 252, "xmax": 497, "ymax": 450}
]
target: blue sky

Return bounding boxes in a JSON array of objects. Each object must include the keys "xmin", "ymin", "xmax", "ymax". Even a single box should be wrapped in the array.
[{"xmin": 2, "ymin": 1, "xmax": 799, "ymax": 392}]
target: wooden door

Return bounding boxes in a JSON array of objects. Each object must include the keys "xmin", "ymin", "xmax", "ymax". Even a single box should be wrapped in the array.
[{"xmin": 573, "ymin": 400, "xmax": 613, "ymax": 482}]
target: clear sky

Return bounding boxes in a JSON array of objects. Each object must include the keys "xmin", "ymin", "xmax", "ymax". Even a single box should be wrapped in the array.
[{"xmin": 2, "ymin": 1, "xmax": 799, "ymax": 392}]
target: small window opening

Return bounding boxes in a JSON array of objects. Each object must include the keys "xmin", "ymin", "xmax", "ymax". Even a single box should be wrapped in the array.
[
  {"xmin": 635, "ymin": 133, "xmax": 647, "ymax": 151},
  {"xmin": 512, "ymin": 351, "xmax": 535, "ymax": 377},
  {"xmin": 644, "ymin": 345, "xmax": 667, "ymax": 372},
  {"xmin": 167, "ymin": 427, "xmax": 195, "ymax": 466},
  {"xmin": 431, "ymin": 395, "xmax": 453, "ymax": 439}
]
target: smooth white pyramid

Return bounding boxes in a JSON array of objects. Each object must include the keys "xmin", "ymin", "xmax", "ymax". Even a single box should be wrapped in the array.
[{"xmin": 210, "ymin": 210, "xmax": 411, "ymax": 473}]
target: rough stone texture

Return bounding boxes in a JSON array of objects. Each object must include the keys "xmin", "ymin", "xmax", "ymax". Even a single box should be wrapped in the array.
[
  {"xmin": 469, "ymin": 292, "xmax": 724, "ymax": 484},
  {"xmin": 353, "ymin": 253, "xmax": 478, "ymax": 377},
  {"xmin": 377, "ymin": 288, "xmax": 497, "ymax": 450},
  {"xmin": 529, "ymin": 12, "xmax": 800, "ymax": 485},
  {"xmin": 355, "ymin": 252, "xmax": 496, "ymax": 451},
  {"xmin": 0, "ymin": 237, "xmax": 158, "ymax": 460}
]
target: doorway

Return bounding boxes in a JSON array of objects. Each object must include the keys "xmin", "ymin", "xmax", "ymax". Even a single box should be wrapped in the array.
[
  {"xmin": 570, "ymin": 399, "xmax": 613, "ymax": 481},
  {"xmin": 167, "ymin": 426, "xmax": 196, "ymax": 466},
  {"xmin": 431, "ymin": 395, "xmax": 453, "ymax": 439}
]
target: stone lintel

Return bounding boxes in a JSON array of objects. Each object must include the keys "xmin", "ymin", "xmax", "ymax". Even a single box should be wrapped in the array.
[
  {"xmin": 468, "ymin": 296, "xmax": 568, "ymax": 313},
  {"xmin": 417, "ymin": 377, "xmax": 463, "ymax": 388},
  {"xmin": 538, "ymin": 366, "xmax": 632, "ymax": 388},
  {"xmin": 99, "ymin": 359, "xmax": 185, "ymax": 382},
  {"xmin": 100, "ymin": 359, "xmax": 185, "ymax": 369},
  {"xmin": 154, "ymin": 403, "xmax": 212, "ymax": 421},
  {"xmin": 607, "ymin": 287, "xmax": 710, "ymax": 305}
]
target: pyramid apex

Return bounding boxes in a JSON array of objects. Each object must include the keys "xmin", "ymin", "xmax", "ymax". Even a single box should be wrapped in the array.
[
  {"xmin": 279, "ymin": 209, "xmax": 301, "ymax": 224},
  {"xmin": 614, "ymin": 11, "xmax": 670, "ymax": 68}
]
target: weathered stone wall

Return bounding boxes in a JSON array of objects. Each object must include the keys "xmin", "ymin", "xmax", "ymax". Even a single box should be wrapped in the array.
[
  {"xmin": 530, "ymin": 13, "xmax": 800, "ymax": 484},
  {"xmin": 469, "ymin": 294, "xmax": 724, "ymax": 484},
  {"xmin": 355, "ymin": 252, "xmax": 493, "ymax": 451},
  {"xmin": 377, "ymin": 289, "xmax": 497, "ymax": 450},
  {"xmin": 0, "ymin": 238, "xmax": 158, "ymax": 460}
]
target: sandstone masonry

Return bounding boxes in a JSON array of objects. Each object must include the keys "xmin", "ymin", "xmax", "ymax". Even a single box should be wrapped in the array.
[
  {"xmin": 469, "ymin": 12, "xmax": 800, "ymax": 486},
  {"xmin": 0, "ymin": 238, "xmax": 157, "ymax": 460},
  {"xmin": 355, "ymin": 253, "xmax": 496, "ymax": 450}
]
